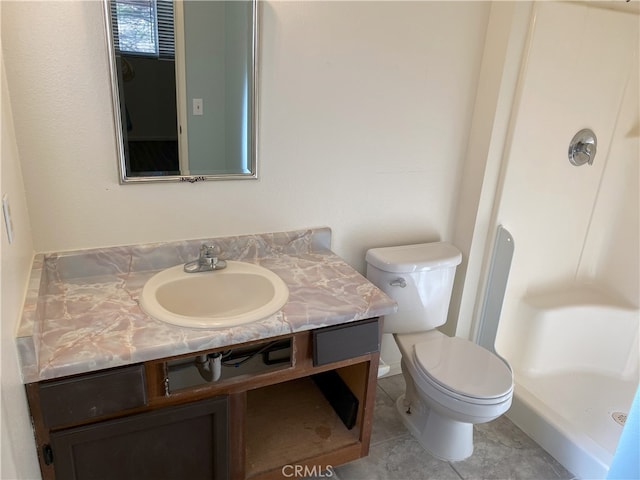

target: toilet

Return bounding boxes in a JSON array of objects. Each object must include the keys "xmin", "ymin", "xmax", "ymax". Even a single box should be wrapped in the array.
[{"xmin": 365, "ymin": 242, "xmax": 513, "ymax": 461}]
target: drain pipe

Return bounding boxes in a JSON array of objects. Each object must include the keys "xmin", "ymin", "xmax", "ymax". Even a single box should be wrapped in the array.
[{"xmin": 195, "ymin": 352, "xmax": 222, "ymax": 382}]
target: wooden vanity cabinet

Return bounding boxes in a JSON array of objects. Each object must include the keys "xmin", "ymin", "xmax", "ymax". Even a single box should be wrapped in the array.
[
  {"xmin": 26, "ymin": 367, "xmax": 230, "ymax": 480},
  {"xmin": 26, "ymin": 318, "xmax": 381, "ymax": 480}
]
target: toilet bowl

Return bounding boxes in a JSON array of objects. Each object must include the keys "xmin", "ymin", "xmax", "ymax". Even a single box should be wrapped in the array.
[
  {"xmin": 365, "ymin": 242, "xmax": 514, "ymax": 461},
  {"xmin": 395, "ymin": 330, "xmax": 512, "ymax": 460}
]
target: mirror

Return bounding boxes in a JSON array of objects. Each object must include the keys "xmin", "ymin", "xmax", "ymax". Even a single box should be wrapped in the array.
[{"xmin": 104, "ymin": 0, "xmax": 258, "ymax": 183}]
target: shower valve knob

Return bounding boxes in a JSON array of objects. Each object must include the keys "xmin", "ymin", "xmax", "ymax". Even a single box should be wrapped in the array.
[{"xmin": 568, "ymin": 129, "xmax": 597, "ymax": 167}]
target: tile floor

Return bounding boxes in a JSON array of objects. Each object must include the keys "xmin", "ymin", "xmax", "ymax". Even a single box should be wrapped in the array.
[{"xmin": 328, "ymin": 374, "xmax": 577, "ymax": 480}]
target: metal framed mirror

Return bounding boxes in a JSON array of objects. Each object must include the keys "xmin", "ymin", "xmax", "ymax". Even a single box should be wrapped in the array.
[{"xmin": 103, "ymin": 0, "xmax": 259, "ymax": 184}]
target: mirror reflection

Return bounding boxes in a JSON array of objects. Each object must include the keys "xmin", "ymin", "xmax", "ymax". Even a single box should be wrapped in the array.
[{"xmin": 105, "ymin": 0, "xmax": 258, "ymax": 183}]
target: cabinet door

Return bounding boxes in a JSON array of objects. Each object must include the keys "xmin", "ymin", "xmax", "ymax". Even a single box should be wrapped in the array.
[{"xmin": 50, "ymin": 396, "xmax": 228, "ymax": 480}]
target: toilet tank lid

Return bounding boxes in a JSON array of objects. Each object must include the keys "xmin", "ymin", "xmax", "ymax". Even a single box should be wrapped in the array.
[{"xmin": 366, "ymin": 242, "xmax": 462, "ymax": 273}]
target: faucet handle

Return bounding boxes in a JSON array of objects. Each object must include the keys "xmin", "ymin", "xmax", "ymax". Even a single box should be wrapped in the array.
[
  {"xmin": 200, "ymin": 243, "xmax": 220, "ymax": 258},
  {"xmin": 185, "ymin": 243, "xmax": 226, "ymax": 272},
  {"xmin": 198, "ymin": 243, "xmax": 227, "ymax": 270}
]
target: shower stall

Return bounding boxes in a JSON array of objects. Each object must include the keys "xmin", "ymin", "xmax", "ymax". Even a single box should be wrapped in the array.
[{"xmin": 474, "ymin": 2, "xmax": 639, "ymax": 478}]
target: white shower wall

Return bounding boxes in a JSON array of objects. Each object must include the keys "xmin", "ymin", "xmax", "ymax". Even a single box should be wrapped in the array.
[
  {"xmin": 577, "ymin": 51, "xmax": 639, "ymax": 308},
  {"xmin": 494, "ymin": 2, "xmax": 639, "ymax": 365}
]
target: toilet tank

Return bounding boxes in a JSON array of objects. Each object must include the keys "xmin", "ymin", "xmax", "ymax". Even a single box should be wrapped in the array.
[{"xmin": 365, "ymin": 242, "xmax": 462, "ymax": 334}]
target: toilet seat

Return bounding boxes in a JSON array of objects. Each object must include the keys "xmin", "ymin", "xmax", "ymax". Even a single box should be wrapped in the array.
[{"xmin": 412, "ymin": 335, "xmax": 513, "ymax": 405}]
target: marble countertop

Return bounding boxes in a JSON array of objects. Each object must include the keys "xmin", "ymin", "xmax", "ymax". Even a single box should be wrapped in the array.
[{"xmin": 17, "ymin": 228, "xmax": 397, "ymax": 383}]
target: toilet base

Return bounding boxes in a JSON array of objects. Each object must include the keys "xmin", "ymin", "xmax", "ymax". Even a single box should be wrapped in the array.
[{"xmin": 395, "ymin": 394, "xmax": 474, "ymax": 461}]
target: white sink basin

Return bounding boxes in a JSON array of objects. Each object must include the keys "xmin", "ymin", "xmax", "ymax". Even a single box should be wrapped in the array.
[{"xmin": 140, "ymin": 261, "xmax": 289, "ymax": 329}]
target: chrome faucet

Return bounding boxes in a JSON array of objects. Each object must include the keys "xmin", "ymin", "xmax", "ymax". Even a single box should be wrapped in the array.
[{"xmin": 184, "ymin": 243, "xmax": 227, "ymax": 273}]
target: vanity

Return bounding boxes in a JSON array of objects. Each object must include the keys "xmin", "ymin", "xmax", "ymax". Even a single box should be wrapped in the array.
[{"xmin": 17, "ymin": 228, "xmax": 397, "ymax": 480}]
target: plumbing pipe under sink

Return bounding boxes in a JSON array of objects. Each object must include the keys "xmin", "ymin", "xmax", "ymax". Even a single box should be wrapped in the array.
[{"xmin": 195, "ymin": 353, "xmax": 222, "ymax": 382}]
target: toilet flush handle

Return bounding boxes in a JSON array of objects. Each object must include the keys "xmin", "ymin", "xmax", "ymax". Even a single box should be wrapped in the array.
[{"xmin": 390, "ymin": 277, "xmax": 407, "ymax": 288}]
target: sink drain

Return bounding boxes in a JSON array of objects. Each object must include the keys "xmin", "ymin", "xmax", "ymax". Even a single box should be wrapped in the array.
[{"xmin": 612, "ymin": 412, "xmax": 627, "ymax": 426}]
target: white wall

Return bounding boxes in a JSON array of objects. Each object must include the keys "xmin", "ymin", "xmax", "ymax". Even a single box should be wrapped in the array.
[
  {"xmin": 449, "ymin": 1, "xmax": 533, "ymax": 338},
  {"xmin": 2, "ymin": 1, "xmax": 490, "ymax": 275},
  {"xmin": 184, "ymin": 0, "xmax": 228, "ymax": 172},
  {"xmin": 577, "ymin": 48, "xmax": 639, "ymax": 307},
  {"xmin": 0, "ymin": 45, "xmax": 40, "ymax": 480}
]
